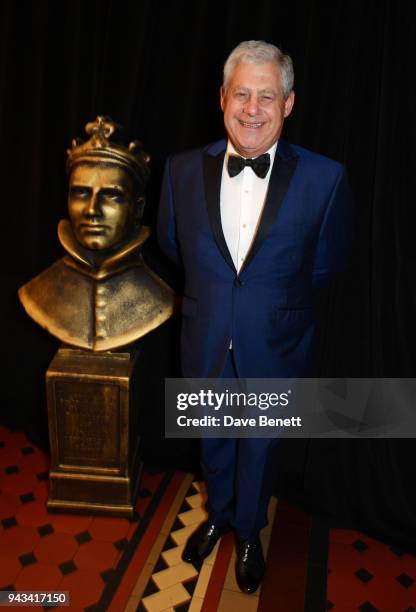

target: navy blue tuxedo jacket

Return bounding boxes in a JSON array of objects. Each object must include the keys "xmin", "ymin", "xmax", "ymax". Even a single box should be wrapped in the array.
[{"xmin": 157, "ymin": 138, "xmax": 353, "ymax": 378}]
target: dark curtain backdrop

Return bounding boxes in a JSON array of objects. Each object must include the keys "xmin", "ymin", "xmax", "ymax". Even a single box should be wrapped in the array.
[{"xmin": 1, "ymin": 0, "xmax": 416, "ymax": 550}]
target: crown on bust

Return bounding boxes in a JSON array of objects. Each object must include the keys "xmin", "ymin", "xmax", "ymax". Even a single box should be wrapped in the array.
[{"xmin": 66, "ymin": 116, "xmax": 151, "ymax": 185}]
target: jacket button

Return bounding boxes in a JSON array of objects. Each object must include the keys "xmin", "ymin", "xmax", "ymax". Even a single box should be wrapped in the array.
[{"xmin": 234, "ymin": 278, "xmax": 243, "ymax": 287}]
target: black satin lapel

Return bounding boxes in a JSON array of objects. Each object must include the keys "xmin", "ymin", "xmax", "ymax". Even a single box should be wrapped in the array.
[
  {"xmin": 203, "ymin": 150, "xmax": 236, "ymax": 272},
  {"xmin": 241, "ymin": 154, "xmax": 299, "ymax": 273}
]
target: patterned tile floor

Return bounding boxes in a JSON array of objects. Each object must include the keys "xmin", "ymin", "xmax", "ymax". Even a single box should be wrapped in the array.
[
  {"xmin": 0, "ymin": 425, "xmax": 177, "ymax": 610},
  {"xmin": 128, "ymin": 480, "xmax": 277, "ymax": 612},
  {"xmin": 1, "ymin": 424, "xmax": 416, "ymax": 611},
  {"xmin": 327, "ymin": 529, "xmax": 416, "ymax": 611}
]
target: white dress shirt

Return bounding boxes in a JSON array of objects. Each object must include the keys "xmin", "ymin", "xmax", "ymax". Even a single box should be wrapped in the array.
[
  {"xmin": 220, "ymin": 141, "xmax": 277, "ymax": 273},
  {"xmin": 220, "ymin": 140, "xmax": 277, "ymax": 349}
]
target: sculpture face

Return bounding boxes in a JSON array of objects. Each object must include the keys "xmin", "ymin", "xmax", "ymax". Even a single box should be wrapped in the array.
[{"xmin": 68, "ymin": 163, "xmax": 138, "ymax": 250}]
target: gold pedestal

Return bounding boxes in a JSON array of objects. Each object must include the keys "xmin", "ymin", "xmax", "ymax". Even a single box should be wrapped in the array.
[{"xmin": 46, "ymin": 346, "xmax": 142, "ymax": 517}]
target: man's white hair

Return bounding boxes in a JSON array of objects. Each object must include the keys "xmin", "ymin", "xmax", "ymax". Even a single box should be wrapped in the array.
[{"xmin": 223, "ymin": 40, "xmax": 294, "ymax": 100}]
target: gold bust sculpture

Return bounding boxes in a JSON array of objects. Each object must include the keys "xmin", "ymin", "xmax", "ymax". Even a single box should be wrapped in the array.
[{"xmin": 18, "ymin": 116, "xmax": 174, "ymax": 351}]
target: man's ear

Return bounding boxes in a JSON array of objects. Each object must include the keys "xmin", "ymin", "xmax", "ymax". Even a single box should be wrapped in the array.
[
  {"xmin": 284, "ymin": 90, "xmax": 295, "ymax": 118},
  {"xmin": 220, "ymin": 86, "xmax": 226, "ymax": 111}
]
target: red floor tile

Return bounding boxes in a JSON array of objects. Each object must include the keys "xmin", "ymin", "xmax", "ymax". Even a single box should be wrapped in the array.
[
  {"xmin": 398, "ymin": 552, "xmax": 416, "ymax": 575},
  {"xmin": 0, "ymin": 525, "xmax": 40, "ymax": 556},
  {"xmin": 113, "ymin": 549, "xmax": 125, "ymax": 567},
  {"xmin": 59, "ymin": 567, "xmax": 104, "ymax": 610},
  {"xmin": 0, "ymin": 469, "xmax": 39, "ymax": 495},
  {"xmin": 0, "ymin": 447, "xmax": 21, "ymax": 469},
  {"xmin": 127, "ymin": 521, "xmax": 140, "ymax": 540},
  {"xmin": 15, "ymin": 499, "xmax": 51, "ymax": 527},
  {"xmin": 327, "ymin": 571, "xmax": 371, "ymax": 607},
  {"xmin": 0, "ymin": 492, "xmax": 21, "ymax": 519},
  {"xmin": 360, "ymin": 533, "xmax": 401, "ymax": 560},
  {"xmin": 18, "ymin": 450, "xmax": 50, "ymax": 475},
  {"xmin": 328, "ymin": 528, "xmax": 416, "ymax": 610},
  {"xmin": 0, "ymin": 425, "xmax": 11, "ymax": 438},
  {"xmin": 15, "ymin": 563, "xmax": 62, "ymax": 591},
  {"xmin": 365, "ymin": 551, "xmax": 405, "ymax": 581},
  {"xmin": 73, "ymin": 540, "xmax": 118, "ymax": 571},
  {"xmin": 89, "ymin": 516, "xmax": 130, "ymax": 542},
  {"xmin": 33, "ymin": 481, "xmax": 49, "ymax": 503},
  {"xmin": 329, "ymin": 603, "xmax": 360, "ymax": 612},
  {"xmin": 0, "ymin": 429, "xmax": 184, "ymax": 610},
  {"xmin": 134, "ymin": 472, "xmax": 164, "ymax": 515},
  {"xmin": 330, "ymin": 528, "xmax": 364, "ymax": 544},
  {"xmin": 0, "ymin": 551, "xmax": 21, "ymax": 586},
  {"xmin": 369, "ymin": 579, "xmax": 416, "ymax": 611},
  {"xmin": 34, "ymin": 532, "xmax": 78, "ymax": 564},
  {"xmin": 4, "ymin": 432, "xmax": 31, "ymax": 449},
  {"xmin": 50, "ymin": 513, "xmax": 92, "ymax": 534},
  {"xmin": 329, "ymin": 541, "xmax": 370, "ymax": 575}
]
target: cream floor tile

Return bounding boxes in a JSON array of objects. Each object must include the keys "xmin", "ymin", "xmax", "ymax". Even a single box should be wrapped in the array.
[
  {"xmin": 185, "ymin": 493, "xmax": 204, "ymax": 508},
  {"xmin": 217, "ymin": 588, "xmax": 261, "ymax": 612},
  {"xmin": 160, "ymin": 473, "xmax": 195, "ymax": 536},
  {"xmin": 260, "ymin": 532, "xmax": 272, "ymax": 557},
  {"xmin": 161, "ymin": 543, "xmax": 186, "ymax": 567},
  {"xmin": 178, "ymin": 506, "xmax": 207, "ymax": 526},
  {"xmin": 171, "ymin": 523, "xmax": 199, "ymax": 546},
  {"xmin": 152, "ymin": 562, "xmax": 198, "ymax": 590},
  {"xmin": 188, "ymin": 596, "xmax": 204, "ymax": 612},
  {"xmin": 261, "ymin": 498, "xmax": 278, "ymax": 557},
  {"xmin": 141, "ymin": 583, "xmax": 190, "ymax": 612},
  {"xmin": 268, "ymin": 496, "xmax": 278, "ymax": 518},
  {"xmin": 193, "ymin": 563, "xmax": 215, "ymax": 599}
]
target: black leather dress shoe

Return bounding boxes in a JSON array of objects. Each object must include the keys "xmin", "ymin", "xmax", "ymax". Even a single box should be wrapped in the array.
[
  {"xmin": 182, "ymin": 521, "xmax": 229, "ymax": 564},
  {"xmin": 235, "ymin": 537, "xmax": 265, "ymax": 594}
]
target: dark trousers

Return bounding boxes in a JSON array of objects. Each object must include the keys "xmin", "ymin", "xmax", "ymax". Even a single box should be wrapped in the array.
[{"xmin": 200, "ymin": 351, "xmax": 280, "ymax": 540}]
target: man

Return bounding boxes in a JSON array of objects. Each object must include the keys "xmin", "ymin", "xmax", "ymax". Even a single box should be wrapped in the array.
[
  {"xmin": 157, "ymin": 40, "xmax": 353, "ymax": 593},
  {"xmin": 19, "ymin": 116, "xmax": 174, "ymax": 351}
]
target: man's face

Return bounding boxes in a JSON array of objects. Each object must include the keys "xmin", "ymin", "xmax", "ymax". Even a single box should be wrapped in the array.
[
  {"xmin": 220, "ymin": 61, "xmax": 294, "ymax": 158},
  {"xmin": 68, "ymin": 164, "xmax": 138, "ymax": 250}
]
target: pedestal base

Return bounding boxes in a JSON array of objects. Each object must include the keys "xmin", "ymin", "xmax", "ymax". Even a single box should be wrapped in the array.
[{"xmin": 46, "ymin": 346, "xmax": 142, "ymax": 517}]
